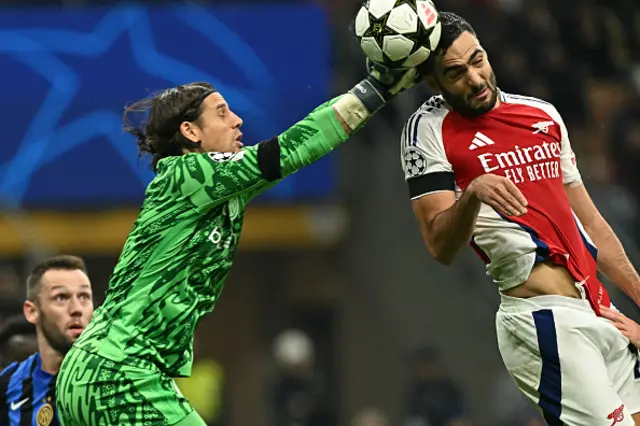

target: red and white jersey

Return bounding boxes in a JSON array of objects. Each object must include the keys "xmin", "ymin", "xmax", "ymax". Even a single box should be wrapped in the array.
[{"xmin": 400, "ymin": 91, "xmax": 610, "ymax": 313}]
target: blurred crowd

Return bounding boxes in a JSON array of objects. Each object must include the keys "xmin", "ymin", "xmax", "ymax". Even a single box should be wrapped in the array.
[{"xmin": 459, "ymin": 0, "xmax": 640, "ymax": 199}]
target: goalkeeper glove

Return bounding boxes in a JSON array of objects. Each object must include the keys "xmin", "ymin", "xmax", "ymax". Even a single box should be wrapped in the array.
[
  {"xmin": 333, "ymin": 59, "xmax": 422, "ymax": 131},
  {"xmin": 350, "ymin": 59, "xmax": 421, "ymax": 114}
]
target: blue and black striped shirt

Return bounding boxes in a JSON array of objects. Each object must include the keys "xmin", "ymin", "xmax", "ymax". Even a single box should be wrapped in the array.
[{"xmin": 0, "ymin": 353, "xmax": 58, "ymax": 426}]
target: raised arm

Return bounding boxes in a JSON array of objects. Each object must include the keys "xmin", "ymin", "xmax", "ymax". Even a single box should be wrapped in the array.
[{"xmin": 176, "ymin": 64, "xmax": 421, "ymax": 210}]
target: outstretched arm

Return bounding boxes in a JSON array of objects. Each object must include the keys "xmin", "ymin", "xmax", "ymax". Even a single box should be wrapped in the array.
[{"xmin": 176, "ymin": 65, "xmax": 421, "ymax": 210}]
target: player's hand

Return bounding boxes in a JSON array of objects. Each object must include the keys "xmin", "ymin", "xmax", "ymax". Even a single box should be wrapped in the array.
[
  {"xmin": 347, "ymin": 60, "xmax": 422, "ymax": 116},
  {"xmin": 468, "ymin": 174, "xmax": 528, "ymax": 217},
  {"xmin": 365, "ymin": 59, "xmax": 421, "ymax": 99},
  {"xmin": 600, "ymin": 305, "xmax": 640, "ymax": 348}
]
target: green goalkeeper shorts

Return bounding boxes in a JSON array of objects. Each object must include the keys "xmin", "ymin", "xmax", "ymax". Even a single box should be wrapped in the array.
[{"xmin": 56, "ymin": 347, "xmax": 206, "ymax": 426}]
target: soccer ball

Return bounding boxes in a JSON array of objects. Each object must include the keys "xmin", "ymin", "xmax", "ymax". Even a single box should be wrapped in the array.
[{"xmin": 354, "ymin": 0, "xmax": 442, "ymax": 69}]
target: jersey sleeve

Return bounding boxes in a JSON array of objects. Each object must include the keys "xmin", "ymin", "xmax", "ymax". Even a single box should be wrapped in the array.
[
  {"xmin": 169, "ymin": 97, "xmax": 349, "ymax": 210},
  {"xmin": 400, "ymin": 109, "xmax": 455, "ymax": 200},
  {"xmin": 172, "ymin": 147, "xmax": 263, "ymax": 209},
  {"xmin": 0, "ymin": 361, "xmax": 18, "ymax": 409},
  {"xmin": 559, "ymin": 119, "xmax": 582, "ymax": 187},
  {"xmin": 547, "ymin": 106, "xmax": 582, "ymax": 186},
  {"xmin": 0, "ymin": 362, "xmax": 18, "ymax": 377}
]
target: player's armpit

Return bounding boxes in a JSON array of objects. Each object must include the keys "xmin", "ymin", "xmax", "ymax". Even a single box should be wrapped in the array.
[{"xmin": 566, "ymin": 183, "xmax": 640, "ymax": 305}]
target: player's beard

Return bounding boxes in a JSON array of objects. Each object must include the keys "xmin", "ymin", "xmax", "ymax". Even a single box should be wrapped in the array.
[
  {"xmin": 438, "ymin": 70, "xmax": 498, "ymax": 117},
  {"xmin": 38, "ymin": 310, "xmax": 73, "ymax": 356}
]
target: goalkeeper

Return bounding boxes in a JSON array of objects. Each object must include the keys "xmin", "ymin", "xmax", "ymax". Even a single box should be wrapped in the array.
[{"xmin": 56, "ymin": 62, "xmax": 421, "ymax": 426}]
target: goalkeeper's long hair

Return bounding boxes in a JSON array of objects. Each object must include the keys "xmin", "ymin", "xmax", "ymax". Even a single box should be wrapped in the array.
[{"xmin": 123, "ymin": 82, "xmax": 216, "ymax": 172}]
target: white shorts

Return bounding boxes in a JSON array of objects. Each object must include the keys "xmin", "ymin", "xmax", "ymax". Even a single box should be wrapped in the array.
[{"xmin": 496, "ymin": 294, "xmax": 640, "ymax": 426}]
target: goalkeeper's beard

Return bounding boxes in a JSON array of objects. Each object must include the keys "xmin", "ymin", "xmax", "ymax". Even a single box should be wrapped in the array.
[{"xmin": 38, "ymin": 311, "xmax": 73, "ymax": 356}]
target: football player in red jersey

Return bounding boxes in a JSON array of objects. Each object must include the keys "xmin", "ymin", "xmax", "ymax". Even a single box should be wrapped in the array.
[{"xmin": 400, "ymin": 11, "xmax": 640, "ymax": 426}]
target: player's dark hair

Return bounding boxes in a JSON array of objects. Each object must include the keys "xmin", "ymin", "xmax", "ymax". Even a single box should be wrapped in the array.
[
  {"xmin": 26, "ymin": 255, "xmax": 87, "ymax": 302},
  {"xmin": 123, "ymin": 82, "xmax": 216, "ymax": 172},
  {"xmin": 420, "ymin": 12, "xmax": 476, "ymax": 74}
]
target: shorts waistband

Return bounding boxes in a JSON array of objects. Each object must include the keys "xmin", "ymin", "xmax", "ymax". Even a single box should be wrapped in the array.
[{"xmin": 499, "ymin": 293, "xmax": 594, "ymax": 314}]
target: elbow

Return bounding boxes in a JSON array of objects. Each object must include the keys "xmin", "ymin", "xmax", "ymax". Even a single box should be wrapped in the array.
[
  {"xmin": 432, "ymin": 250, "xmax": 455, "ymax": 265},
  {"xmin": 425, "ymin": 240, "xmax": 455, "ymax": 265},
  {"xmin": 419, "ymin": 223, "xmax": 456, "ymax": 265}
]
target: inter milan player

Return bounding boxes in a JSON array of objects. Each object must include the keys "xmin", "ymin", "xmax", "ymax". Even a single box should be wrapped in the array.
[
  {"xmin": 0, "ymin": 256, "xmax": 93, "ymax": 426},
  {"xmin": 400, "ymin": 11, "xmax": 640, "ymax": 426}
]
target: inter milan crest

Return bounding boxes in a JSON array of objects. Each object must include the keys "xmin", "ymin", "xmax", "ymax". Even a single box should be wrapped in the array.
[{"xmin": 36, "ymin": 403, "xmax": 54, "ymax": 426}]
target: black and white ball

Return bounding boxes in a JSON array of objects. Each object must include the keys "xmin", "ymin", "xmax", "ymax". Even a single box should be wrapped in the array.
[{"xmin": 354, "ymin": 0, "xmax": 442, "ymax": 69}]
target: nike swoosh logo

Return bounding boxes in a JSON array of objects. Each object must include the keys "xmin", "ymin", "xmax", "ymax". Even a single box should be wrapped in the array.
[{"xmin": 10, "ymin": 398, "xmax": 29, "ymax": 410}]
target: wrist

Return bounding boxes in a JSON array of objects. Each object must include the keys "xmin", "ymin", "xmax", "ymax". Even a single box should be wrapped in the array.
[
  {"xmin": 464, "ymin": 179, "xmax": 483, "ymax": 205},
  {"xmin": 348, "ymin": 77, "xmax": 387, "ymax": 115},
  {"xmin": 332, "ymin": 93, "xmax": 371, "ymax": 132},
  {"xmin": 465, "ymin": 178, "xmax": 479, "ymax": 198}
]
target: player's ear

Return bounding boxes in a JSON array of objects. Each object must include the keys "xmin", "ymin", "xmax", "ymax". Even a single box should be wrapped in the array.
[
  {"xmin": 23, "ymin": 300, "xmax": 39, "ymax": 325},
  {"xmin": 179, "ymin": 121, "xmax": 200, "ymax": 144}
]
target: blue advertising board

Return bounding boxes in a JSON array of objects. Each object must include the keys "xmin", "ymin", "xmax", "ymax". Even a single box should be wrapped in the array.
[{"xmin": 0, "ymin": 4, "xmax": 334, "ymax": 208}]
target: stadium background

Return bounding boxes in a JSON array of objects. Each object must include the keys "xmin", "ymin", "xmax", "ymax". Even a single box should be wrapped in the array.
[{"xmin": 0, "ymin": 0, "xmax": 638, "ymax": 425}]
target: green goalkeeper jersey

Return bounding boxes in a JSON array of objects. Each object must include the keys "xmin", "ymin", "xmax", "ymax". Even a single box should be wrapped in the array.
[{"xmin": 73, "ymin": 98, "xmax": 348, "ymax": 378}]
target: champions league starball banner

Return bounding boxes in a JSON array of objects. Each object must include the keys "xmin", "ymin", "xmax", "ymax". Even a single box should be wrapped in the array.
[{"xmin": 0, "ymin": 4, "xmax": 333, "ymax": 208}]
